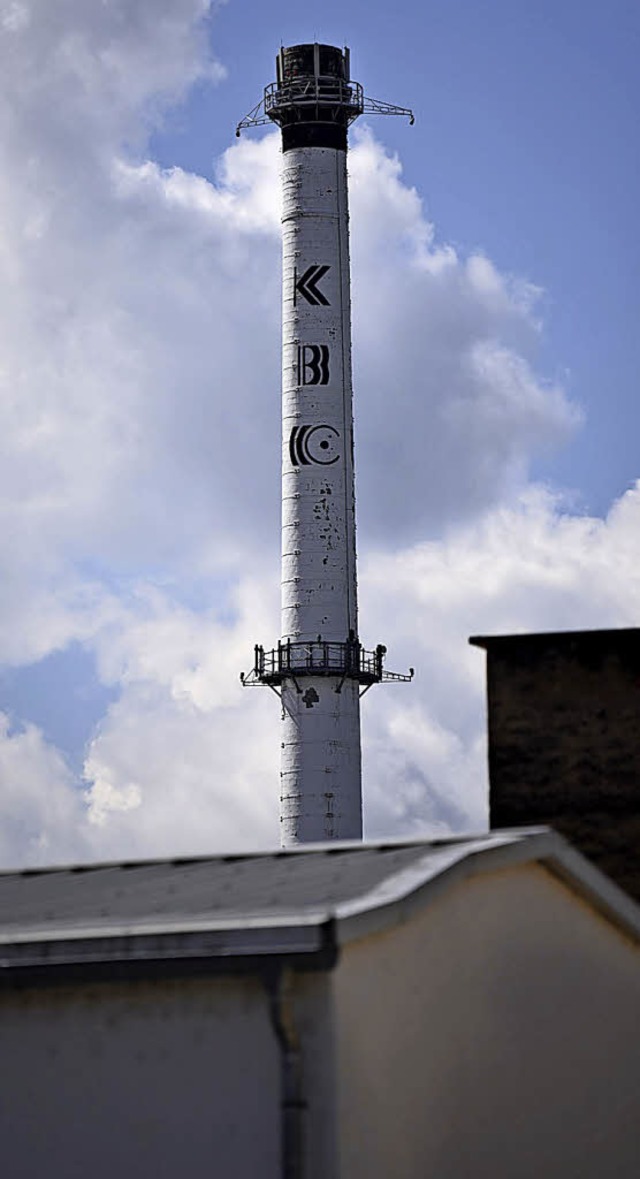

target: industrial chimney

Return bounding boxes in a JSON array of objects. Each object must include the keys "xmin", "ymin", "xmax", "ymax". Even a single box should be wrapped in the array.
[{"xmin": 239, "ymin": 45, "xmax": 413, "ymax": 845}]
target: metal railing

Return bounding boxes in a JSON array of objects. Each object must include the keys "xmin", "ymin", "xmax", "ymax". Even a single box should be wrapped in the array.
[
  {"xmin": 241, "ymin": 640, "xmax": 413, "ymax": 692},
  {"xmin": 237, "ymin": 83, "xmax": 413, "ymax": 137},
  {"xmin": 264, "ymin": 77, "xmax": 365, "ymax": 123},
  {"xmin": 259, "ymin": 638, "xmax": 382, "ymax": 681}
]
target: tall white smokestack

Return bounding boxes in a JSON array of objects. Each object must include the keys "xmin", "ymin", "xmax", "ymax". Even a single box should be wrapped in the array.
[{"xmin": 240, "ymin": 45, "xmax": 413, "ymax": 845}]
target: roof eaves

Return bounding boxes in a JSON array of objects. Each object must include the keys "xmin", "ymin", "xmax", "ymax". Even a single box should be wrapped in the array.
[
  {"xmin": 332, "ymin": 830, "xmax": 541, "ymax": 945},
  {"xmin": 539, "ymin": 838, "xmax": 640, "ymax": 945},
  {"xmin": 0, "ymin": 910, "xmax": 330, "ymax": 947},
  {"xmin": 333, "ymin": 829, "xmax": 640, "ymax": 948},
  {"xmin": 0, "ymin": 918, "xmax": 338, "ymax": 989}
]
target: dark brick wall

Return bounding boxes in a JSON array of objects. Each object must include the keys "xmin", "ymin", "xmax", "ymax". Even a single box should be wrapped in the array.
[{"xmin": 470, "ymin": 630, "xmax": 640, "ymax": 902}]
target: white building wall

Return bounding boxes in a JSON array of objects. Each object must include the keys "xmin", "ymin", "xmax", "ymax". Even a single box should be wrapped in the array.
[
  {"xmin": 3, "ymin": 864, "xmax": 637, "ymax": 1179},
  {"xmin": 333, "ymin": 863, "xmax": 640, "ymax": 1179},
  {"xmin": 292, "ymin": 970, "xmax": 339, "ymax": 1179},
  {"xmin": 0, "ymin": 974, "xmax": 280, "ymax": 1179}
]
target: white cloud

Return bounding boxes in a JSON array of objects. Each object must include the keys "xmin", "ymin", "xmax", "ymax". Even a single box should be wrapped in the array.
[
  {"xmin": 82, "ymin": 575, "xmax": 280, "ymax": 857},
  {"xmin": 0, "ymin": 713, "xmax": 88, "ymax": 866},
  {"xmin": 3, "ymin": 481, "xmax": 640, "ymax": 866},
  {"xmin": 0, "ymin": 0, "xmax": 626, "ymax": 868},
  {"xmin": 360, "ymin": 483, "xmax": 640, "ymax": 840},
  {"xmin": 348, "ymin": 129, "xmax": 580, "ymax": 540}
]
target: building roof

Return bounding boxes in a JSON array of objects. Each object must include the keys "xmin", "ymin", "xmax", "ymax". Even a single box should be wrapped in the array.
[
  {"xmin": 469, "ymin": 627, "xmax": 640, "ymax": 652},
  {"xmin": 1, "ymin": 829, "xmax": 638, "ymax": 986}
]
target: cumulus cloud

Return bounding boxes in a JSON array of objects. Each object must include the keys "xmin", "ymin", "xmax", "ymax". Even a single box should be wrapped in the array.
[
  {"xmin": 360, "ymin": 483, "xmax": 640, "ymax": 840},
  {"xmin": 0, "ymin": 0, "xmax": 237, "ymax": 662},
  {"xmin": 348, "ymin": 130, "xmax": 580, "ymax": 539},
  {"xmin": 0, "ymin": 713, "xmax": 88, "ymax": 865},
  {"xmin": 5, "ymin": 482, "xmax": 632, "ymax": 867},
  {"xmin": 0, "ymin": 0, "xmax": 625, "ymax": 868},
  {"xmin": 82, "ymin": 575, "xmax": 280, "ymax": 857}
]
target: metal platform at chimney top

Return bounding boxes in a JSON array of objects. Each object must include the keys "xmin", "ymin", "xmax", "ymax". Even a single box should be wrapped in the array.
[
  {"xmin": 236, "ymin": 79, "xmax": 414, "ymax": 136},
  {"xmin": 241, "ymin": 638, "xmax": 413, "ymax": 697}
]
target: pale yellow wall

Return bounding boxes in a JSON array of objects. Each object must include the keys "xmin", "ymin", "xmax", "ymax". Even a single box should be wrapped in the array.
[
  {"xmin": 334, "ymin": 863, "xmax": 640, "ymax": 1179},
  {"xmin": 0, "ymin": 974, "xmax": 280, "ymax": 1179}
]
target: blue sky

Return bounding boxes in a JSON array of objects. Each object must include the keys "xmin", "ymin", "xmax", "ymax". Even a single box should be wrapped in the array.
[
  {"xmin": 0, "ymin": 0, "xmax": 639, "ymax": 865},
  {"xmin": 154, "ymin": 0, "xmax": 640, "ymax": 514}
]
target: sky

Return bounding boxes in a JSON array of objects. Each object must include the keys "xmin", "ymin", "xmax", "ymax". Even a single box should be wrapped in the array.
[{"xmin": 0, "ymin": 0, "xmax": 638, "ymax": 867}]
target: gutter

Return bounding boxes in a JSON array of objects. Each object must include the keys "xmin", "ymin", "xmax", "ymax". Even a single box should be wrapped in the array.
[
  {"xmin": 266, "ymin": 966, "xmax": 306, "ymax": 1179},
  {"xmin": 0, "ymin": 918, "xmax": 338, "ymax": 989}
]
